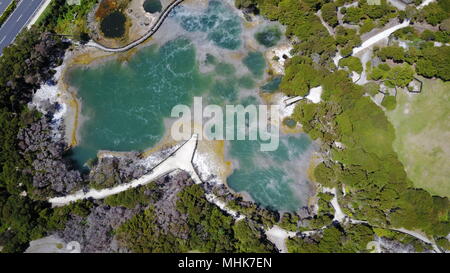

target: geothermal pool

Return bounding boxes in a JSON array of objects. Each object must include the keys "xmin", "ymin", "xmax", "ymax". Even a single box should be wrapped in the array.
[{"xmin": 67, "ymin": 0, "xmax": 315, "ymax": 211}]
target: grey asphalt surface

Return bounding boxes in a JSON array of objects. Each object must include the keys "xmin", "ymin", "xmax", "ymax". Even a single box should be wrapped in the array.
[
  {"xmin": 0, "ymin": 0, "xmax": 45, "ymax": 55},
  {"xmin": 0, "ymin": 0, "xmax": 14, "ymax": 16}
]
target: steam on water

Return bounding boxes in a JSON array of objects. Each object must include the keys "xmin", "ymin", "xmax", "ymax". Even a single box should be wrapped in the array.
[{"xmin": 67, "ymin": 0, "xmax": 316, "ymax": 211}]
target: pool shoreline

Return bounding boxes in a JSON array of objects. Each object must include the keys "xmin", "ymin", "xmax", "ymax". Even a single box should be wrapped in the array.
[{"xmin": 50, "ymin": 0, "xmax": 319, "ymax": 212}]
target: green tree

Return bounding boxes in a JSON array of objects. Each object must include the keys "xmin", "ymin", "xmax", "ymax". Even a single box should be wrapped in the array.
[
  {"xmin": 321, "ymin": 2, "xmax": 338, "ymax": 27},
  {"xmin": 384, "ymin": 64, "xmax": 414, "ymax": 87},
  {"xmin": 233, "ymin": 220, "xmax": 275, "ymax": 253},
  {"xmin": 381, "ymin": 95, "xmax": 396, "ymax": 111},
  {"xmin": 280, "ymin": 60, "xmax": 324, "ymax": 96},
  {"xmin": 339, "ymin": 56, "xmax": 363, "ymax": 74}
]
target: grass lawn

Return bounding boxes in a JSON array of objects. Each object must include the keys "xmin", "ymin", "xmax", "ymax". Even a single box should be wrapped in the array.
[{"xmin": 386, "ymin": 77, "xmax": 450, "ymax": 198}]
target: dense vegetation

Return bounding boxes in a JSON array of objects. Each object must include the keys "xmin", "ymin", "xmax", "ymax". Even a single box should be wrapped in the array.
[
  {"xmin": 235, "ymin": 1, "xmax": 450, "ymax": 250},
  {"xmin": 116, "ymin": 184, "xmax": 276, "ymax": 253},
  {"xmin": 0, "ymin": 25, "xmax": 73, "ymax": 252},
  {"xmin": 415, "ymin": 0, "xmax": 450, "ymax": 26},
  {"xmin": 374, "ymin": 44, "xmax": 450, "ymax": 81},
  {"xmin": 335, "ymin": 25, "xmax": 361, "ymax": 56},
  {"xmin": 38, "ymin": 0, "xmax": 98, "ymax": 41},
  {"xmin": 104, "ymin": 182, "xmax": 161, "ymax": 208},
  {"xmin": 321, "ymin": 2, "xmax": 338, "ymax": 27},
  {"xmin": 294, "ymin": 70, "xmax": 449, "ymax": 237},
  {"xmin": 280, "ymin": 57, "xmax": 326, "ymax": 96},
  {"xmin": 381, "ymin": 95, "xmax": 396, "ymax": 110},
  {"xmin": 286, "ymin": 224, "xmax": 374, "ymax": 253},
  {"xmin": 339, "ymin": 56, "xmax": 363, "ymax": 74},
  {"xmin": 340, "ymin": 0, "xmax": 398, "ymax": 27},
  {"xmin": 226, "ymin": 198, "xmax": 279, "ymax": 229},
  {"xmin": 0, "ymin": 0, "xmax": 109, "ymax": 252},
  {"xmin": 369, "ymin": 62, "xmax": 415, "ymax": 87},
  {"xmin": 250, "ymin": 0, "xmax": 338, "ymax": 65}
]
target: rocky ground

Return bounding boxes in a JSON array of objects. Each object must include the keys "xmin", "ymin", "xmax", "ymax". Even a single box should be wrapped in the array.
[
  {"xmin": 18, "ymin": 106, "xmax": 84, "ymax": 197},
  {"xmin": 377, "ymin": 236, "xmax": 434, "ymax": 253},
  {"xmin": 55, "ymin": 170, "xmax": 193, "ymax": 253},
  {"xmin": 152, "ymin": 171, "xmax": 193, "ymax": 239},
  {"xmin": 89, "ymin": 152, "xmax": 147, "ymax": 189},
  {"xmin": 56, "ymin": 203, "xmax": 138, "ymax": 253}
]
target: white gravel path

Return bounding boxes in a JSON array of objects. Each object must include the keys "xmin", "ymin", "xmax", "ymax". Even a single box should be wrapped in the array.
[
  {"xmin": 49, "ymin": 134, "xmax": 201, "ymax": 206},
  {"xmin": 265, "ymin": 225, "xmax": 297, "ymax": 253},
  {"xmin": 352, "ymin": 20, "xmax": 411, "ymax": 56}
]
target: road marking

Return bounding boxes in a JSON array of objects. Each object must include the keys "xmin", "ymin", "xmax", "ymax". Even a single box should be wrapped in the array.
[
  {"xmin": 0, "ymin": 36, "xmax": 6, "ymax": 44},
  {"xmin": 0, "ymin": 0, "xmax": 47, "ymax": 55}
]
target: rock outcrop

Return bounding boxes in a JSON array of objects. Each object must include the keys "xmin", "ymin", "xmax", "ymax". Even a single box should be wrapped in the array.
[
  {"xmin": 56, "ymin": 203, "xmax": 137, "ymax": 253},
  {"xmin": 89, "ymin": 153, "xmax": 147, "ymax": 189},
  {"xmin": 17, "ymin": 111, "xmax": 83, "ymax": 196},
  {"xmin": 56, "ymin": 171, "xmax": 193, "ymax": 252}
]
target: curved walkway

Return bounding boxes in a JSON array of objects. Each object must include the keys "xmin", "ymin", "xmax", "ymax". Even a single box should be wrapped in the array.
[
  {"xmin": 287, "ymin": 19, "xmax": 412, "ymax": 104},
  {"xmin": 86, "ymin": 0, "xmax": 185, "ymax": 52},
  {"xmin": 352, "ymin": 20, "xmax": 410, "ymax": 56},
  {"xmin": 49, "ymin": 134, "xmax": 201, "ymax": 206}
]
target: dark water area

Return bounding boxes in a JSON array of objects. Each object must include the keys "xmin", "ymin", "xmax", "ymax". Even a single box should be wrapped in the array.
[
  {"xmin": 100, "ymin": 11, "xmax": 126, "ymax": 38},
  {"xmin": 144, "ymin": 0, "xmax": 162, "ymax": 13},
  {"xmin": 283, "ymin": 118, "xmax": 297, "ymax": 128},
  {"xmin": 261, "ymin": 76, "xmax": 282, "ymax": 93}
]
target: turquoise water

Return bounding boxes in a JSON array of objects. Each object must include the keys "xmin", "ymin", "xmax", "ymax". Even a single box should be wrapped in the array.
[
  {"xmin": 227, "ymin": 134, "xmax": 313, "ymax": 211},
  {"xmin": 68, "ymin": 0, "xmax": 314, "ymax": 211},
  {"xmin": 68, "ymin": 39, "xmax": 211, "ymax": 165},
  {"xmin": 172, "ymin": 0, "xmax": 242, "ymax": 50},
  {"xmin": 215, "ymin": 62, "xmax": 236, "ymax": 76},
  {"xmin": 243, "ymin": 52, "xmax": 266, "ymax": 78}
]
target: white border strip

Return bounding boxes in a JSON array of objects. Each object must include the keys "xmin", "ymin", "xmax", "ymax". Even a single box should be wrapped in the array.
[{"xmin": 27, "ymin": 0, "xmax": 52, "ymax": 28}]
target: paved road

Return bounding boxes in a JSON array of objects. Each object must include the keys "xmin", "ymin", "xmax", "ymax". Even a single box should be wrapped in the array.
[
  {"xmin": 0, "ymin": 0, "xmax": 14, "ymax": 16},
  {"xmin": 0, "ymin": 0, "xmax": 45, "ymax": 55}
]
